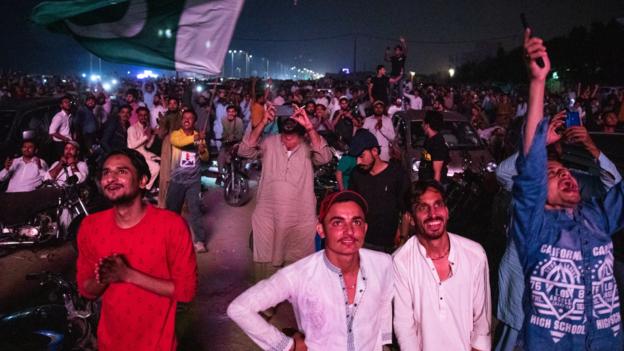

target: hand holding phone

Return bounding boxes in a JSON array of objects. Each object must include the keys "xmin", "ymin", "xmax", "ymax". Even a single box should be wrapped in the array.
[{"xmin": 521, "ymin": 13, "xmax": 545, "ymax": 68}]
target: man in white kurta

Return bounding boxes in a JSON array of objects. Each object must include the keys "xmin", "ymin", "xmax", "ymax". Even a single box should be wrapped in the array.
[
  {"xmin": 393, "ymin": 181, "xmax": 491, "ymax": 351},
  {"xmin": 127, "ymin": 106, "xmax": 159, "ymax": 189},
  {"xmin": 228, "ymin": 191, "xmax": 393, "ymax": 351},
  {"xmin": 237, "ymin": 105, "xmax": 332, "ymax": 278}
]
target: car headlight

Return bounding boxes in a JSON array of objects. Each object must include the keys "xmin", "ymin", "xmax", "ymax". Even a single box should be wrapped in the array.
[
  {"xmin": 412, "ymin": 160, "xmax": 421, "ymax": 173},
  {"xmin": 485, "ymin": 161, "xmax": 497, "ymax": 173}
]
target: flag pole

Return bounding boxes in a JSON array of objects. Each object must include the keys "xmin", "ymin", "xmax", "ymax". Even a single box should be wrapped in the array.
[{"xmin": 201, "ymin": 76, "xmax": 220, "ymax": 134}]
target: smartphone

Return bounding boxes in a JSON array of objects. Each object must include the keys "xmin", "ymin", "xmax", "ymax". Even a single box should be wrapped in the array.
[
  {"xmin": 565, "ymin": 111, "xmax": 581, "ymax": 128},
  {"xmin": 520, "ymin": 13, "xmax": 545, "ymax": 68}
]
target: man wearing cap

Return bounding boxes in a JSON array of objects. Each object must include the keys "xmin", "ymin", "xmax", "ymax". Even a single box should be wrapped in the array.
[
  {"xmin": 349, "ymin": 129, "xmax": 410, "ymax": 253},
  {"xmin": 238, "ymin": 104, "xmax": 332, "ymax": 280},
  {"xmin": 227, "ymin": 190, "xmax": 393, "ymax": 351},
  {"xmin": 363, "ymin": 101, "xmax": 396, "ymax": 162},
  {"xmin": 45, "ymin": 140, "xmax": 89, "ymax": 187}
]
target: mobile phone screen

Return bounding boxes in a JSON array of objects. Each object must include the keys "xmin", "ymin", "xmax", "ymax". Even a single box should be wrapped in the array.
[{"xmin": 566, "ymin": 111, "xmax": 581, "ymax": 128}]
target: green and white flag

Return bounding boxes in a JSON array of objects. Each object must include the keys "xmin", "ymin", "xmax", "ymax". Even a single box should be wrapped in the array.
[{"xmin": 31, "ymin": 0, "xmax": 244, "ymax": 75}]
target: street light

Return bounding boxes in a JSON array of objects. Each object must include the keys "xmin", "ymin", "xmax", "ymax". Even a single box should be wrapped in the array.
[{"xmin": 448, "ymin": 68, "xmax": 455, "ymax": 78}]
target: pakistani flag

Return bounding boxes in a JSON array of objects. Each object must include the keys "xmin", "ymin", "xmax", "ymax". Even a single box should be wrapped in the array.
[{"xmin": 31, "ymin": 0, "xmax": 244, "ymax": 75}]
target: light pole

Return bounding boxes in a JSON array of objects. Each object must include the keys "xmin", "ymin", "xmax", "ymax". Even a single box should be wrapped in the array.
[
  {"xmin": 266, "ymin": 59, "xmax": 270, "ymax": 77},
  {"xmin": 228, "ymin": 50, "xmax": 235, "ymax": 77}
]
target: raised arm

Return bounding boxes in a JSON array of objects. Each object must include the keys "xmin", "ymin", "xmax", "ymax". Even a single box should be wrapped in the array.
[{"xmin": 523, "ymin": 28, "xmax": 550, "ymax": 155}]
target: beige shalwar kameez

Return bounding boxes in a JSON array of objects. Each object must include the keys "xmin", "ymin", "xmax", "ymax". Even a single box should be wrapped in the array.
[{"xmin": 238, "ymin": 133, "xmax": 332, "ymax": 274}]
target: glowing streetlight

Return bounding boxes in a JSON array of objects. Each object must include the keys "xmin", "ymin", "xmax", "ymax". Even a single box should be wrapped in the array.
[
  {"xmin": 448, "ymin": 68, "xmax": 455, "ymax": 78},
  {"xmin": 409, "ymin": 71, "xmax": 415, "ymax": 80}
]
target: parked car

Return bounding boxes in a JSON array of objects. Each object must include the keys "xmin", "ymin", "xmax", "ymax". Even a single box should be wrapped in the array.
[
  {"xmin": 392, "ymin": 109, "xmax": 497, "ymax": 181},
  {"xmin": 0, "ymin": 97, "xmax": 64, "ymax": 164}
]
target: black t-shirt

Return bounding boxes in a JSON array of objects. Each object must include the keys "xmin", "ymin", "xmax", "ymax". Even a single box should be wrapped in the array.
[
  {"xmin": 370, "ymin": 76, "xmax": 390, "ymax": 105},
  {"xmin": 332, "ymin": 111, "xmax": 355, "ymax": 145},
  {"xmin": 350, "ymin": 161, "xmax": 410, "ymax": 248},
  {"xmin": 419, "ymin": 132, "xmax": 449, "ymax": 182},
  {"xmin": 390, "ymin": 55, "xmax": 406, "ymax": 78}
]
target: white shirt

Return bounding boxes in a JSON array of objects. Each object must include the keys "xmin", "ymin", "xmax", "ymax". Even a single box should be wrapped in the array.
[
  {"xmin": 127, "ymin": 121, "xmax": 155, "ymax": 153},
  {"xmin": 393, "ymin": 234, "xmax": 491, "ymax": 351},
  {"xmin": 362, "ymin": 115, "xmax": 396, "ymax": 162},
  {"xmin": 227, "ymin": 249, "xmax": 393, "ymax": 351},
  {"xmin": 387, "ymin": 104, "xmax": 403, "ymax": 117},
  {"xmin": 0, "ymin": 157, "xmax": 48, "ymax": 192},
  {"xmin": 48, "ymin": 110, "xmax": 72, "ymax": 142},
  {"xmin": 45, "ymin": 161, "xmax": 89, "ymax": 186},
  {"xmin": 515, "ymin": 102, "xmax": 527, "ymax": 118},
  {"xmin": 404, "ymin": 92, "xmax": 423, "ymax": 110},
  {"xmin": 149, "ymin": 105, "xmax": 167, "ymax": 129}
]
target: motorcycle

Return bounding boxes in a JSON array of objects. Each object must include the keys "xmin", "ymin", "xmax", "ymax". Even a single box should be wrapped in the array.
[
  {"xmin": 0, "ymin": 176, "xmax": 90, "ymax": 255},
  {"xmin": 223, "ymin": 143, "xmax": 251, "ymax": 207},
  {"xmin": 0, "ymin": 271, "xmax": 99, "ymax": 351}
]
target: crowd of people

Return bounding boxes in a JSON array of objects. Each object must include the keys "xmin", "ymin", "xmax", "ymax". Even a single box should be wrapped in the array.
[{"xmin": 1, "ymin": 30, "xmax": 624, "ymax": 350}]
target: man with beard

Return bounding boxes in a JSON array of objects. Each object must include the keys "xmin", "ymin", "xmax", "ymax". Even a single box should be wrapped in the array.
[
  {"xmin": 166, "ymin": 109, "xmax": 209, "ymax": 253},
  {"xmin": 331, "ymin": 96, "xmax": 361, "ymax": 145},
  {"xmin": 349, "ymin": 129, "xmax": 410, "ymax": 253},
  {"xmin": 76, "ymin": 149, "xmax": 197, "ymax": 351},
  {"xmin": 238, "ymin": 105, "xmax": 332, "ymax": 280},
  {"xmin": 74, "ymin": 94, "xmax": 98, "ymax": 153},
  {"xmin": 45, "ymin": 141, "xmax": 89, "ymax": 186},
  {"xmin": 393, "ymin": 180, "xmax": 491, "ymax": 351},
  {"xmin": 101, "ymin": 105, "xmax": 131, "ymax": 154},
  {"xmin": 507, "ymin": 30, "xmax": 624, "ymax": 350},
  {"xmin": 362, "ymin": 101, "xmax": 396, "ymax": 162},
  {"xmin": 227, "ymin": 191, "xmax": 393, "ymax": 350},
  {"xmin": 127, "ymin": 107, "xmax": 159, "ymax": 190},
  {"xmin": 157, "ymin": 97, "xmax": 181, "ymax": 207}
]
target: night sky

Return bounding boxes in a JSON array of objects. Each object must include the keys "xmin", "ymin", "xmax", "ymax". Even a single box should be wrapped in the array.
[{"xmin": 1, "ymin": 0, "xmax": 623, "ymax": 76}]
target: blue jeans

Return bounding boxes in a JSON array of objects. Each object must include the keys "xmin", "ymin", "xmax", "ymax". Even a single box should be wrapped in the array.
[{"xmin": 165, "ymin": 180, "xmax": 205, "ymax": 243}]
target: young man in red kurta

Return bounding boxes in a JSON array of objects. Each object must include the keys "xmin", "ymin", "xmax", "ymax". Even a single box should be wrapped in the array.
[{"xmin": 77, "ymin": 149, "xmax": 197, "ymax": 351}]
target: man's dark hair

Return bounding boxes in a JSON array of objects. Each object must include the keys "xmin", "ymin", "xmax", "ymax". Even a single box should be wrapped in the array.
[
  {"xmin": 126, "ymin": 88, "xmax": 139, "ymax": 99},
  {"xmin": 408, "ymin": 180, "xmax": 446, "ymax": 208},
  {"xmin": 135, "ymin": 106, "xmax": 149, "ymax": 115},
  {"xmin": 99, "ymin": 148, "xmax": 151, "ymax": 185},
  {"xmin": 84, "ymin": 94, "xmax": 96, "ymax": 102},
  {"xmin": 424, "ymin": 111, "xmax": 444, "ymax": 132},
  {"xmin": 59, "ymin": 95, "xmax": 72, "ymax": 104},
  {"xmin": 119, "ymin": 105, "xmax": 132, "ymax": 113},
  {"xmin": 394, "ymin": 44, "xmax": 403, "ymax": 51},
  {"xmin": 376, "ymin": 65, "xmax": 385, "ymax": 72},
  {"xmin": 226, "ymin": 105, "xmax": 238, "ymax": 112},
  {"xmin": 168, "ymin": 96, "xmax": 179, "ymax": 104},
  {"xmin": 181, "ymin": 108, "xmax": 197, "ymax": 121}
]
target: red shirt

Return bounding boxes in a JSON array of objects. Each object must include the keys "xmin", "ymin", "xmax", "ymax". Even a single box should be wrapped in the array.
[{"xmin": 77, "ymin": 205, "xmax": 197, "ymax": 351}]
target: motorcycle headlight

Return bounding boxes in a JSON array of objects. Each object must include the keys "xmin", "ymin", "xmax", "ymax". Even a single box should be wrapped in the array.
[
  {"xmin": 412, "ymin": 160, "xmax": 421, "ymax": 173},
  {"xmin": 485, "ymin": 161, "xmax": 497, "ymax": 173}
]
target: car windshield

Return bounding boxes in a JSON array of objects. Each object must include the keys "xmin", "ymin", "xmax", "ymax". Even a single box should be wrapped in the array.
[
  {"xmin": 0, "ymin": 110, "xmax": 16, "ymax": 141},
  {"xmin": 410, "ymin": 120, "xmax": 482, "ymax": 149}
]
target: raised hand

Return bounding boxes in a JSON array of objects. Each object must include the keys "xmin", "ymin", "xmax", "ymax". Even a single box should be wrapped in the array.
[
  {"xmin": 4, "ymin": 157, "xmax": 12, "ymax": 170},
  {"xmin": 290, "ymin": 105, "xmax": 313, "ymax": 131},
  {"xmin": 546, "ymin": 110, "xmax": 566, "ymax": 145},
  {"xmin": 523, "ymin": 28, "xmax": 550, "ymax": 81}
]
